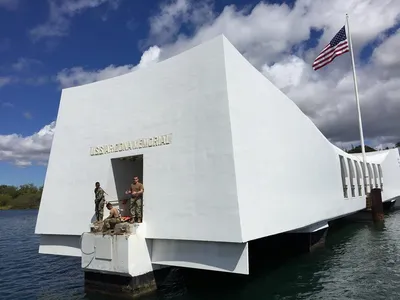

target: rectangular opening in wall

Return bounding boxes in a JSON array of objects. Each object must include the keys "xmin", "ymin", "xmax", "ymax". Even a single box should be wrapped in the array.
[
  {"xmin": 354, "ymin": 160, "xmax": 362, "ymax": 196},
  {"xmin": 378, "ymin": 164, "xmax": 383, "ymax": 191},
  {"xmin": 347, "ymin": 158, "xmax": 355, "ymax": 197},
  {"xmin": 360, "ymin": 162, "xmax": 367, "ymax": 194},
  {"xmin": 339, "ymin": 155, "xmax": 348, "ymax": 198},
  {"xmin": 111, "ymin": 154, "xmax": 144, "ymax": 217},
  {"xmin": 372, "ymin": 164, "xmax": 378, "ymax": 188},
  {"xmin": 367, "ymin": 163, "xmax": 373, "ymax": 193}
]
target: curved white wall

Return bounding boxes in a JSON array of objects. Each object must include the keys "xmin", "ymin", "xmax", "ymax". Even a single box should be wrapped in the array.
[
  {"xmin": 35, "ymin": 35, "xmax": 400, "ymax": 253},
  {"xmin": 223, "ymin": 38, "xmax": 364, "ymax": 241},
  {"xmin": 36, "ymin": 35, "xmax": 242, "ymax": 242}
]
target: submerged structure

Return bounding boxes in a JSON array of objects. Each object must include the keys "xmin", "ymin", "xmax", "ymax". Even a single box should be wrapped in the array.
[{"xmin": 35, "ymin": 35, "xmax": 400, "ymax": 297}]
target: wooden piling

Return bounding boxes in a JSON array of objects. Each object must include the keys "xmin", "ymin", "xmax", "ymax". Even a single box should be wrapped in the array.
[{"xmin": 371, "ymin": 188, "xmax": 384, "ymax": 222}]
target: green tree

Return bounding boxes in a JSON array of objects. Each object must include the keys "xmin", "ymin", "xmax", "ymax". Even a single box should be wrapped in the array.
[
  {"xmin": 0, "ymin": 185, "xmax": 19, "ymax": 198},
  {"xmin": 18, "ymin": 183, "xmax": 39, "ymax": 195},
  {"xmin": 0, "ymin": 184, "xmax": 43, "ymax": 209},
  {"xmin": 347, "ymin": 145, "xmax": 376, "ymax": 154},
  {"xmin": 12, "ymin": 193, "xmax": 41, "ymax": 209},
  {"xmin": 0, "ymin": 194, "xmax": 12, "ymax": 207}
]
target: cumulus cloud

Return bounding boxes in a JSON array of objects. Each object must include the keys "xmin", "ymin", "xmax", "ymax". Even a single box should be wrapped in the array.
[
  {"xmin": 0, "ymin": 46, "xmax": 162, "ymax": 166},
  {"xmin": 148, "ymin": 0, "xmax": 400, "ymax": 149},
  {"xmin": 146, "ymin": 0, "xmax": 215, "ymax": 46},
  {"xmin": 56, "ymin": 45, "xmax": 161, "ymax": 88},
  {"xmin": 56, "ymin": 0, "xmax": 400, "ymax": 146},
  {"xmin": 29, "ymin": 0, "xmax": 122, "ymax": 41},
  {"xmin": 4, "ymin": 0, "xmax": 400, "ymax": 166},
  {"xmin": 372, "ymin": 28, "xmax": 400, "ymax": 77},
  {"xmin": 0, "ymin": 122, "xmax": 55, "ymax": 167}
]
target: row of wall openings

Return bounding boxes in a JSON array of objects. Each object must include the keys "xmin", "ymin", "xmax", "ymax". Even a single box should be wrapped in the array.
[{"xmin": 339, "ymin": 155, "xmax": 384, "ymax": 198}]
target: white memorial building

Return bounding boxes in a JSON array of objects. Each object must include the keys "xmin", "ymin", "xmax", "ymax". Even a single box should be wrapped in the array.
[{"xmin": 35, "ymin": 35, "xmax": 400, "ymax": 296}]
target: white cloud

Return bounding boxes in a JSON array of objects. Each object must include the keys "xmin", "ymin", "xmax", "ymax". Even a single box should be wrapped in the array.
[
  {"xmin": 29, "ymin": 0, "xmax": 122, "ymax": 41},
  {"xmin": 149, "ymin": 0, "xmax": 190, "ymax": 42},
  {"xmin": 2, "ymin": 46, "xmax": 161, "ymax": 167},
  {"xmin": 0, "ymin": 0, "xmax": 18, "ymax": 10},
  {"xmin": 5, "ymin": 0, "xmax": 400, "ymax": 167},
  {"xmin": 0, "ymin": 122, "xmax": 55, "ymax": 167},
  {"xmin": 57, "ymin": 64, "xmax": 135, "ymax": 88},
  {"xmin": 0, "ymin": 46, "xmax": 161, "ymax": 167},
  {"xmin": 146, "ymin": 0, "xmax": 214, "ymax": 45},
  {"xmin": 56, "ymin": 45, "xmax": 161, "ymax": 88},
  {"xmin": 15, "ymin": 160, "xmax": 32, "ymax": 167},
  {"xmin": 55, "ymin": 0, "xmax": 400, "ymax": 148},
  {"xmin": 147, "ymin": 0, "xmax": 400, "ymax": 148},
  {"xmin": 372, "ymin": 28, "xmax": 400, "ymax": 79}
]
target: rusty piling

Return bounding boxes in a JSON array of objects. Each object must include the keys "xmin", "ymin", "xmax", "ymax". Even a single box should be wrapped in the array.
[{"xmin": 371, "ymin": 188, "xmax": 384, "ymax": 222}]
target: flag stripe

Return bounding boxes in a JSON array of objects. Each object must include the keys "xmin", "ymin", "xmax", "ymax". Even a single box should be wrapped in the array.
[
  {"xmin": 315, "ymin": 47, "xmax": 349, "ymax": 68},
  {"xmin": 314, "ymin": 46, "xmax": 349, "ymax": 69},
  {"xmin": 313, "ymin": 41, "xmax": 349, "ymax": 66},
  {"xmin": 313, "ymin": 43, "xmax": 349, "ymax": 70},
  {"xmin": 313, "ymin": 41, "xmax": 349, "ymax": 69},
  {"xmin": 312, "ymin": 26, "xmax": 349, "ymax": 71},
  {"xmin": 313, "ymin": 49, "xmax": 349, "ymax": 71},
  {"xmin": 313, "ymin": 40, "xmax": 348, "ymax": 65}
]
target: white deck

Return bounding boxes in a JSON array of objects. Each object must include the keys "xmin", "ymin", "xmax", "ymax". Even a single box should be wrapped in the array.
[{"xmin": 35, "ymin": 35, "xmax": 400, "ymax": 275}]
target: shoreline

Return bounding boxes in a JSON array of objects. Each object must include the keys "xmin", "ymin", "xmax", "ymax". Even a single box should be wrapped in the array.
[{"xmin": 0, "ymin": 206, "xmax": 39, "ymax": 210}]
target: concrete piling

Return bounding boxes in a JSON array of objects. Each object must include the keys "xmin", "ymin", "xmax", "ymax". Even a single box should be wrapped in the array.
[{"xmin": 371, "ymin": 188, "xmax": 384, "ymax": 222}]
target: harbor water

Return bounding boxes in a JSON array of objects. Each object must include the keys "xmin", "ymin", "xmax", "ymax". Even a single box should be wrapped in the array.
[{"xmin": 2, "ymin": 208, "xmax": 400, "ymax": 300}]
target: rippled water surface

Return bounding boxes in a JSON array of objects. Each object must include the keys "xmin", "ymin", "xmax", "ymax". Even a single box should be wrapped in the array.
[{"xmin": 2, "ymin": 209, "xmax": 400, "ymax": 299}]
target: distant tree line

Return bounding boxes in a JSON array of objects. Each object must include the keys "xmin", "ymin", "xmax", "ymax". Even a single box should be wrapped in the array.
[
  {"xmin": 0, "ymin": 184, "xmax": 42, "ymax": 210},
  {"xmin": 345, "ymin": 142, "xmax": 400, "ymax": 154},
  {"xmin": 2, "ymin": 142, "xmax": 400, "ymax": 208}
]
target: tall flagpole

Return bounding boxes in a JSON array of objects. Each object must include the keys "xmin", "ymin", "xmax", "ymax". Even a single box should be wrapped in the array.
[{"xmin": 346, "ymin": 13, "xmax": 368, "ymax": 191}]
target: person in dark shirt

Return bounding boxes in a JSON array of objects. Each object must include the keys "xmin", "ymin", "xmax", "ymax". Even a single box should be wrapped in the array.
[{"xmin": 94, "ymin": 182, "xmax": 105, "ymax": 221}]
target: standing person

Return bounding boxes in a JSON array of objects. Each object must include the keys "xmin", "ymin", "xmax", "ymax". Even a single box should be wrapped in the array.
[
  {"xmin": 125, "ymin": 176, "xmax": 144, "ymax": 223},
  {"xmin": 94, "ymin": 182, "xmax": 105, "ymax": 222}
]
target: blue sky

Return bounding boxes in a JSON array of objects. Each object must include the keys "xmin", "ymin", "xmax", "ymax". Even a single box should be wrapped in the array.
[
  {"xmin": 0, "ymin": 0, "xmax": 265, "ymax": 187},
  {"xmin": 0, "ymin": 0, "xmax": 399, "ymax": 187}
]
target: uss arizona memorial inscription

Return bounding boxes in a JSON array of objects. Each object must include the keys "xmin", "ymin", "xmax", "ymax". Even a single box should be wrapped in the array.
[{"xmin": 90, "ymin": 133, "xmax": 172, "ymax": 156}]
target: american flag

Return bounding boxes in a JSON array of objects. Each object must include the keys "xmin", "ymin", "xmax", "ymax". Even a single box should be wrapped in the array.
[{"xmin": 312, "ymin": 26, "xmax": 349, "ymax": 71}]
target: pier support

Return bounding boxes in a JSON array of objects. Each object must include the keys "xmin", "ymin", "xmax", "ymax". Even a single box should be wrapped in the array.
[
  {"xmin": 81, "ymin": 222, "xmax": 166, "ymax": 299},
  {"xmin": 249, "ymin": 222, "xmax": 328, "ymax": 272},
  {"xmin": 84, "ymin": 270, "xmax": 159, "ymax": 298},
  {"xmin": 383, "ymin": 199, "xmax": 396, "ymax": 211},
  {"xmin": 371, "ymin": 188, "xmax": 384, "ymax": 223},
  {"xmin": 289, "ymin": 225, "xmax": 328, "ymax": 253}
]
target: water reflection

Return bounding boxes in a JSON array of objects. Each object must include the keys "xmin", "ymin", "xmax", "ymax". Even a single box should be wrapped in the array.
[{"xmin": 2, "ymin": 209, "xmax": 400, "ymax": 300}]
